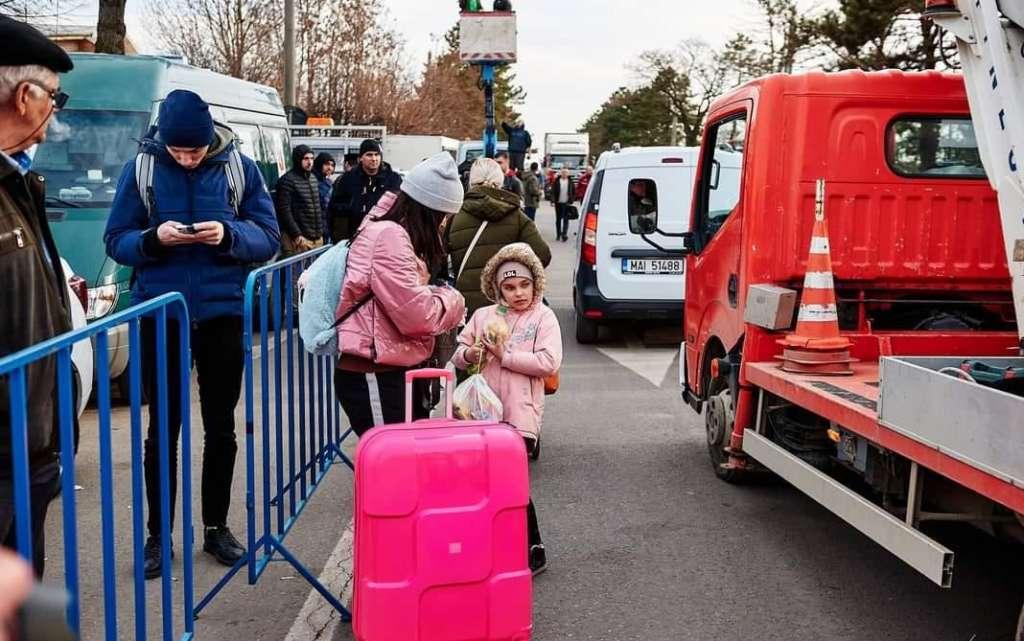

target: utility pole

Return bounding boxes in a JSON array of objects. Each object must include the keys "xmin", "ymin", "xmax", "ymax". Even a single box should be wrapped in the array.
[{"xmin": 284, "ymin": 0, "xmax": 296, "ymax": 107}]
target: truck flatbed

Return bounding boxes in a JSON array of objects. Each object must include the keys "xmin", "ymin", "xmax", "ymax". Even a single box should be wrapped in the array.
[{"xmin": 746, "ymin": 360, "xmax": 1024, "ymax": 515}]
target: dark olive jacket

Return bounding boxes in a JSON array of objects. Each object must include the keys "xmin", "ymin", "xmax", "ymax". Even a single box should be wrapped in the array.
[{"xmin": 445, "ymin": 185, "xmax": 551, "ymax": 316}]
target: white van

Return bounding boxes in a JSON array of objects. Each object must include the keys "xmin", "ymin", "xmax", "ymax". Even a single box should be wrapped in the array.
[{"xmin": 571, "ymin": 146, "xmax": 702, "ymax": 343}]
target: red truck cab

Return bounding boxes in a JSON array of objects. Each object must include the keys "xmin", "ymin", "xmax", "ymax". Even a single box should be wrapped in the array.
[{"xmin": 681, "ymin": 71, "xmax": 1017, "ymax": 480}]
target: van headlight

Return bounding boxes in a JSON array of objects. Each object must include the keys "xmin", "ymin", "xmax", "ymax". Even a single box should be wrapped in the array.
[{"xmin": 86, "ymin": 284, "xmax": 118, "ymax": 320}]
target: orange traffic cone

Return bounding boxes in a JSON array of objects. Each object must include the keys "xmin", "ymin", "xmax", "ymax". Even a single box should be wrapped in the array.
[{"xmin": 777, "ymin": 180, "xmax": 854, "ymax": 375}]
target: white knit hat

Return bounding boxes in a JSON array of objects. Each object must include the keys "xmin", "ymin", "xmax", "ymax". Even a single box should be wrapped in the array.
[
  {"xmin": 469, "ymin": 157, "xmax": 505, "ymax": 188},
  {"xmin": 400, "ymin": 152, "xmax": 465, "ymax": 214}
]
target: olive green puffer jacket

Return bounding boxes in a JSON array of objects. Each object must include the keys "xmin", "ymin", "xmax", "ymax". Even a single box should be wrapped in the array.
[{"xmin": 445, "ymin": 185, "xmax": 551, "ymax": 316}]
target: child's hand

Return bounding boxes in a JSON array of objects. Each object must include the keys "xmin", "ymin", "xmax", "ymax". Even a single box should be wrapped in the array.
[
  {"xmin": 465, "ymin": 345, "xmax": 484, "ymax": 364},
  {"xmin": 483, "ymin": 338, "xmax": 505, "ymax": 360}
]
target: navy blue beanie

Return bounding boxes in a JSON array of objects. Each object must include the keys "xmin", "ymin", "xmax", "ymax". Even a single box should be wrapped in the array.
[{"xmin": 158, "ymin": 90, "xmax": 214, "ymax": 148}]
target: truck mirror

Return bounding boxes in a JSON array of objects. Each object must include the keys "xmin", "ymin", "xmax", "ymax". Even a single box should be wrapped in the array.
[{"xmin": 709, "ymin": 158, "xmax": 722, "ymax": 190}]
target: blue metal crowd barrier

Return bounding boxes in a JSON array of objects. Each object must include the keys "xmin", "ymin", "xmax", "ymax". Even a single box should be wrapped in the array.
[
  {"xmin": 196, "ymin": 246, "xmax": 353, "ymax": 620},
  {"xmin": 0, "ymin": 293, "xmax": 193, "ymax": 641}
]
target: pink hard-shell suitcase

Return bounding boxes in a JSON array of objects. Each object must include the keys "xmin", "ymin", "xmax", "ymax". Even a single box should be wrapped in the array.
[{"xmin": 353, "ymin": 368, "xmax": 533, "ymax": 641}]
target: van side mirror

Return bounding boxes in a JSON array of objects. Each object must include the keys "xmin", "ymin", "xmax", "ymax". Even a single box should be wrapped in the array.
[{"xmin": 709, "ymin": 159, "xmax": 721, "ymax": 190}]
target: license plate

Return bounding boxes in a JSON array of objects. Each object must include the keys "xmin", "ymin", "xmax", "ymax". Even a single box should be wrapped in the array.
[{"xmin": 621, "ymin": 258, "xmax": 684, "ymax": 275}]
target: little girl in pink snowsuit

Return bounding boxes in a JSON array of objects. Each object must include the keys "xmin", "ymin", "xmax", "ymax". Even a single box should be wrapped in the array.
[{"xmin": 452, "ymin": 242, "xmax": 562, "ymax": 575}]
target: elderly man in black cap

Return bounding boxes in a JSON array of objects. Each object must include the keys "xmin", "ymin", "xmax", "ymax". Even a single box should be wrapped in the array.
[
  {"xmin": 326, "ymin": 138, "xmax": 402, "ymax": 241},
  {"xmin": 0, "ymin": 16, "xmax": 75, "ymax": 577}
]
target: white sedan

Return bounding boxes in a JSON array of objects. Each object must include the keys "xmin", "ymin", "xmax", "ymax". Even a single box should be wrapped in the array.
[{"xmin": 62, "ymin": 258, "xmax": 93, "ymax": 418}]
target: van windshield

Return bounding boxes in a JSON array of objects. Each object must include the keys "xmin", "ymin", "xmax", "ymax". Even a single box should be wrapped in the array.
[
  {"xmin": 549, "ymin": 154, "xmax": 584, "ymax": 169},
  {"xmin": 35, "ymin": 110, "xmax": 150, "ymax": 206}
]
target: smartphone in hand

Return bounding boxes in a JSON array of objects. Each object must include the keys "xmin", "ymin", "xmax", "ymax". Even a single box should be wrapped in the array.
[{"xmin": 176, "ymin": 224, "xmax": 198, "ymax": 235}]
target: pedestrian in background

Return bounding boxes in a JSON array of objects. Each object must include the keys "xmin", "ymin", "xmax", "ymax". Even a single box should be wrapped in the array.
[
  {"xmin": 445, "ymin": 157, "xmax": 550, "ymax": 319},
  {"xmin": 548, "ymin": 167, "xmax": 575, "ymax": 242},
  {"xmin": 575, "ymin": 165, "xmax": 593, "ymax": 202},
  {"xmin": 327, "ymin": 139, "xmax": 401, "ymax": 241},
  {"xmin": 0, "ymin": 16, "xmax": 75, "ymax": 577},
  {"xmin": 521, "ymin": 162, "xmax": 542, "ymax": 221},
  {"xmin": 312, "ymin": 152, "xmax": 335, "ymax": 222},
  {"xmin": 275, "ymin": 144, "xmax": 324, "ymax": 256},
  {"xmin": 452, "ymin": 242, "xmax": 562, "ymax": 575},
  {"xmin": 495, "ymin": 151, "xmax": 523, "ymax": 203},
  {"xmin": 105, "ymin": 89, "xmax": 280, "ymax": 579},
  {"xmin": 334, "ymin": 153, "xmax": 465, "ymax": 435},
  {"xmin": 501, "ymin": 120, "xmax": 532, "ymax": 172}
]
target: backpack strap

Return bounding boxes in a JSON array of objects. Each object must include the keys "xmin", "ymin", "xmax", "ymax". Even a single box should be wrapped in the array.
[
  {"xmin": 134, "ymin": 151, "xmax": 156, "ymax": 219},
  {"xmin": 224, "ymin": 148, "xmax": 246, "ymax": 217},
  {"xmin": 457, "ymin": 220, "xmax": 489, "ymax": 284}
]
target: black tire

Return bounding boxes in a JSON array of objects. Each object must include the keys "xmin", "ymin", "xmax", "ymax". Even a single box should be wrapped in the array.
[
  {"xmin": 704, "ymin": 378, "xmax": 750, "ymax": 484},
  {"xmin": 575, "ymin": 311, "xmax": 599, "ymax": 344},
  {"xmin": 115, "ymin": 370, "xmax": 149, "ymax": 406}
]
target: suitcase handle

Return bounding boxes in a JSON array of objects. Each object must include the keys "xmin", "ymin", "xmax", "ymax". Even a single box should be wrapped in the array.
[{"xmin": 405, "ymin": 368, "xmax": 454, "ymax": 422}]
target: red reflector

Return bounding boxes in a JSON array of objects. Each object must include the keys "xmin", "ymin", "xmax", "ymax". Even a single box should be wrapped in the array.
[
  {"xmin": 661, "ymin": 157, "xmax": 684, "ymax": 164},
  {"xmin": 584, "ymin": 310, "xmax": 604, "ymax": 319},
  {"xmin": 68, "ymin": 275, "xmax": 88, "ymax": 311}
]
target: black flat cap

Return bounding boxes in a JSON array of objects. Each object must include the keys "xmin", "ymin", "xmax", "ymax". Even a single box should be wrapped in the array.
[{"xmin": 0, "ymin": 16, "xmax": 74, "ymax": 72}]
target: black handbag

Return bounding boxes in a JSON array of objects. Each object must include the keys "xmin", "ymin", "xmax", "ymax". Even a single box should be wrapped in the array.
[{"xmin": 566, "ymin": 205, "xmax": 580, "ymax": 220}]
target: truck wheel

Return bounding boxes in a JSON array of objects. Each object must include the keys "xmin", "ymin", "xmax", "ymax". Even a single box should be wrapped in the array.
[
  {"xmin": 705, "ymin": 381, "xmax": 749, "ymax": 483},
  {"xmin": 575, "ymin": 311, "xmax": 599, "ymax": 344}
]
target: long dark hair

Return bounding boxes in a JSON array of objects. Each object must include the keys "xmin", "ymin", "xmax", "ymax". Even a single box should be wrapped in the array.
[{"xmin": 372, "ymin": 191, "xmax": 447, "ymax": 273}]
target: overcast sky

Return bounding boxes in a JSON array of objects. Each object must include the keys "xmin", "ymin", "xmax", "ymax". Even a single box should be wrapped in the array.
[{"xmin": 85, "ymin": 1, "xmax": 797, "ymax": 140}]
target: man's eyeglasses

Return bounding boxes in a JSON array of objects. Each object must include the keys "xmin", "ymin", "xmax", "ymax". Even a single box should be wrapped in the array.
[{"xmin": 24, "ymin": 80, "xmax": 69, "ymax": 110}]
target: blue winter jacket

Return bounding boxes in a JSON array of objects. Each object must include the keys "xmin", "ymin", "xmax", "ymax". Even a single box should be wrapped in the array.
[{"xmin": 104, "ymin": 127, "xmax": 281, "ymax": 322}]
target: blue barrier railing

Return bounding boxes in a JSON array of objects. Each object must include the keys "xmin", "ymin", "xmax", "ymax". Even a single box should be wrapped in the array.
[
  {"xmin": 0, "ymin": 293, "xmax": 193, "ymax": 641},
  {"xmin": 196, "ymin": 246, "xmax": 353, "ymax": 620}
]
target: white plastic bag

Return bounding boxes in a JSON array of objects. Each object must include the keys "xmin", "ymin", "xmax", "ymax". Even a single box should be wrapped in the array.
[{"xmin": 452, "ymin": 374, "xmax": 503, "ymax": 421}]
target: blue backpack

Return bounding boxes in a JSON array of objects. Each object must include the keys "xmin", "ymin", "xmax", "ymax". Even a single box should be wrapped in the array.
[{"xmin": 298, "ymin": 243, "xmax": 371, "ymax": 355}]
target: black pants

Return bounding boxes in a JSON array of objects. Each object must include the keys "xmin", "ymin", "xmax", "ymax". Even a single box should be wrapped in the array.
[
  {"xmin": 142, "ymin": 316, "xmax": 244, "ymax": 538},
  {"xmin": 509, "ymin": 151, "xmax": 525, "ymax": 172},
  {"xmin": 334, "ymin": 368, "xmax": 430, "ymax": 437},
  {"xmin": 0, "ymin": 460, "xmax": 59, "ymax": 577},
  {"xmin": 554, "ymin": 203, "xmax": 571, "ymax": 238}
]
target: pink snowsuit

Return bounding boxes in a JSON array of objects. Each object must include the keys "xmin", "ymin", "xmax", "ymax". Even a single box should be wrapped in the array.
[{"xmin": 452, "ymin": 302, "xmax": 562, "ymax": 440}]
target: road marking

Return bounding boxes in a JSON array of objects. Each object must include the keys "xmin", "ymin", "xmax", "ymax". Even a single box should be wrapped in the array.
[
  {"xmin": 597, "ymin": 339, "xmax": 678, "ymax": 387},
  {"xmin": 284, "ymin": 518, "xmax": 355, "ymax": 641}
]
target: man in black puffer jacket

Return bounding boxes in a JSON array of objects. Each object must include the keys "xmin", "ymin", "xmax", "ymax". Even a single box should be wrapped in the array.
[{"xmin": 274, "ymin": 144, "xmax": 323, "ymax": 256}]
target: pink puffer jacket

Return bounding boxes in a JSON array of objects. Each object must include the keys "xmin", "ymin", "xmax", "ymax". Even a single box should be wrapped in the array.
[
  {"xmin": 335, "ymin": 192, "xmax": 465, "ymax": 368},
  {"xmin": 451, "ymin": 303, "xmax": 562, "ymax": 439}
]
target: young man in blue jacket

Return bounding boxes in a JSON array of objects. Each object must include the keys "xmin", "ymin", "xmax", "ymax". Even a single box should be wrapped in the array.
[{"xmin": 104, "ymin": 89, "xmax": 280, "ymax": 579}]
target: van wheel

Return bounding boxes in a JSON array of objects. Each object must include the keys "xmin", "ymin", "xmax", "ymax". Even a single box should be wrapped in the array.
[
  {"xmin": 705, "ymin": 380, "xmax": 749, "ymax": 483},
  {"xmin": 575, "ymin": 312, "xmax": 599, "ymax": 344}
]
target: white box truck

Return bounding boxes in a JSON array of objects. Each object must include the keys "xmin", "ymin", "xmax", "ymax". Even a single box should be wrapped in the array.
[
  {"xmin": 544, "ymin": 132, "xmax": 590, "ymax": 180},
  {"xmin": 384, "ymin": 135, "xmax": 460, "ymax": 174}
]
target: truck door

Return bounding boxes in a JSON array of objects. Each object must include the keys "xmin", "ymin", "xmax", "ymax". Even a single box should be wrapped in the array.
[{"xmin": 684, "ymin": 107, "xmax": 749, "ymax": 393}]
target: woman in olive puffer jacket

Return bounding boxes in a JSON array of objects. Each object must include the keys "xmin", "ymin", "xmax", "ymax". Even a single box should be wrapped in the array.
[{"xmin": 445, "ymin": 158, "xmax": 551, "ymax": 317}]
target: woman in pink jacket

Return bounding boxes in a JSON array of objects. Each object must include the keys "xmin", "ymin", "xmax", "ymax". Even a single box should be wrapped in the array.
[
  {"xmin": 452, "ymin": 242, "xmax": 563, "ymax": 575},
  {"xmin": 334, "ymin": 153, "xmax": 466, "ymax": 435}
]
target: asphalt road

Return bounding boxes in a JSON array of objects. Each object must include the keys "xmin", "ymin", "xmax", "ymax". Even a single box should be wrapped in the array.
[{"xmin": 56, "ymin": 202, "xmax": 1023, "ymax": 640}]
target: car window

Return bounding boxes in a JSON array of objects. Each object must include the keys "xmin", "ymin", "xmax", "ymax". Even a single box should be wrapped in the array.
[
  {"xmin": 582, "ymin": 169, "xmax": 604, "ymax": 214},
  {"xmin": 696, "ymin": 113, "xmax": 747, "ymax": 248},
  {"xmin": 260, "ymin": 126, "xmax": 290, "ymax": 182},
  {"xmin": 627, "ymin": 178, "xmax": 658, "ymax": 234},
  {"xmin": 231, "ymin": 123, "xmax": 260, "ymax": 159},
  {"xmin": 887, "ymin": 117, "xmax": 985, "ymax": 179},
  {"xmin": 34, "ymin": 109, "xmax": 150, "ymax": 206}
]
